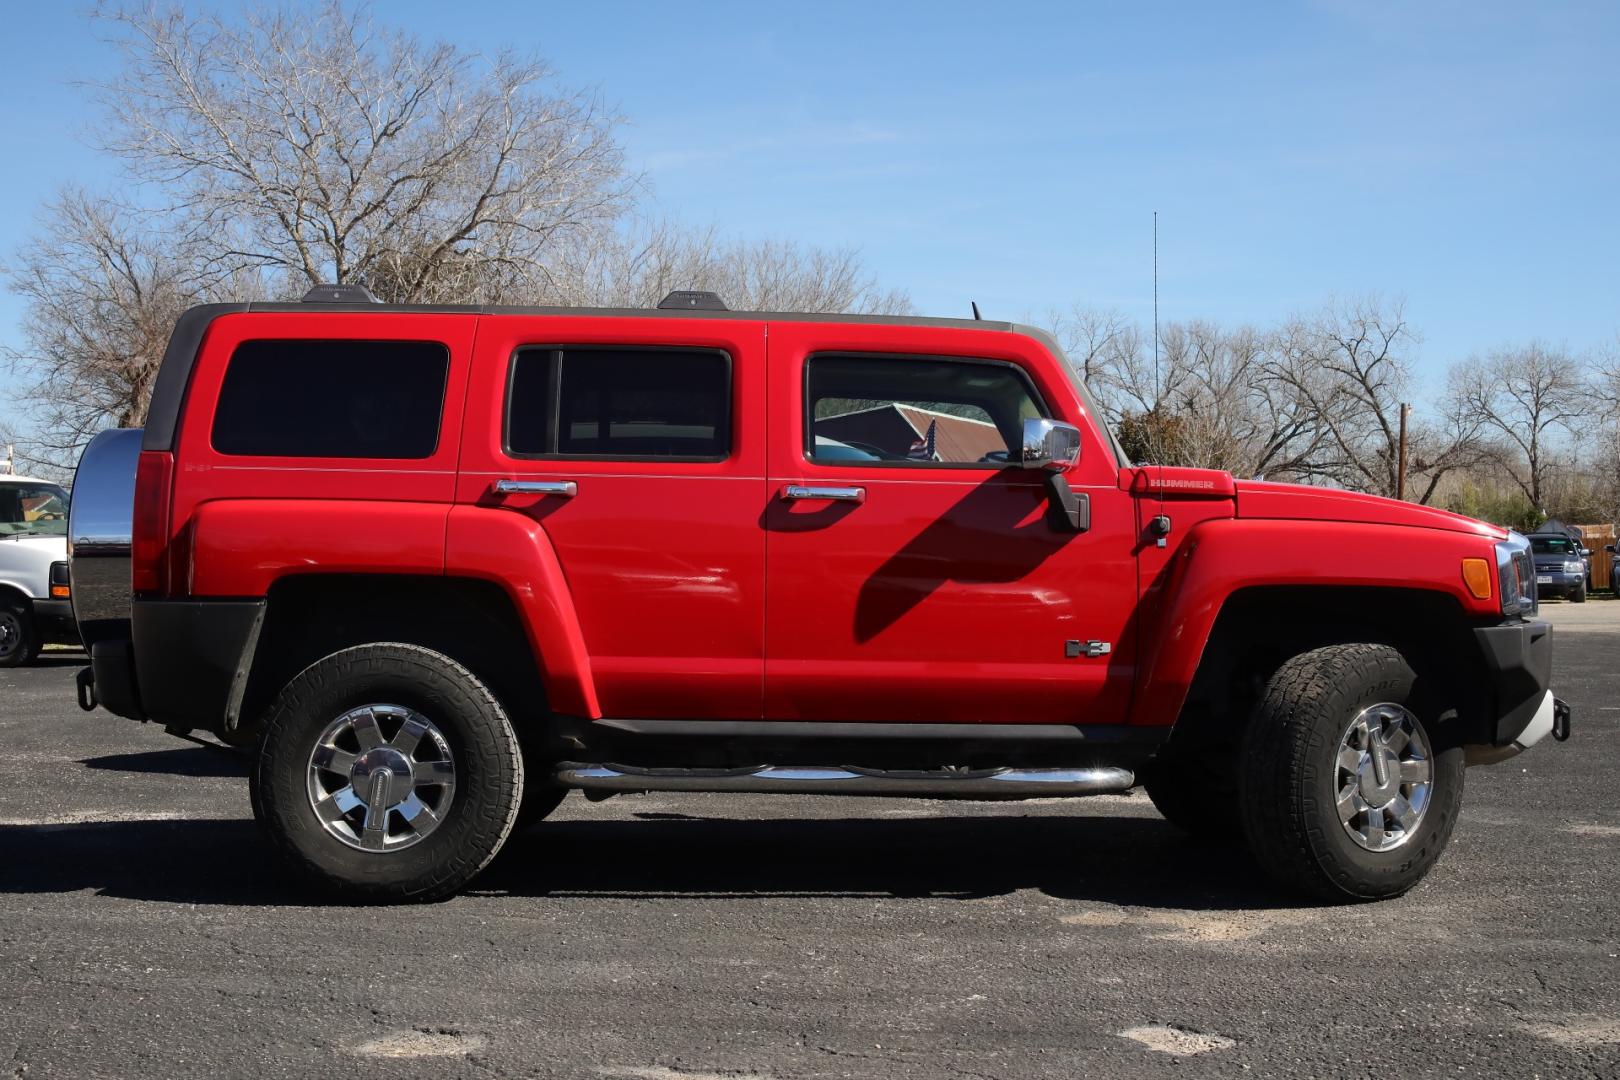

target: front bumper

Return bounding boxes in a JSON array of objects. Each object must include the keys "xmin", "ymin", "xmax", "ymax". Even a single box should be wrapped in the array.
[
  {"xmin": 1467, "ymin": 618, "xmax": 1570, "ymax": 764},
  {"xmin": 1534, "ymin": 571, "xmax": 1585, "ymax": 597},
  {"xmin": 30, "ymin": 598, "xmax": 79, "ymax": 645}
]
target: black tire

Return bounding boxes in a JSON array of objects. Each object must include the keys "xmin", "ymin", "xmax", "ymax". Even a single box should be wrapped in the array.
[
  {"xmin": 1240, "ymin": 643, "xmax": 1464, "ymax": 902},
  {"xmin": 250, "ymin": 643, "xmax": 524, "ymax": 902},
  {"xmin": 1143, "ymin": 753, "xmax": 1237, "ymax": 842},
  {"xmin": 0, "ymin": 598, "xmax": 41, "ymax": 668},
  {"xmin": 1572, "ymin": 584, "xmax": 1587, "ymax": 604}
]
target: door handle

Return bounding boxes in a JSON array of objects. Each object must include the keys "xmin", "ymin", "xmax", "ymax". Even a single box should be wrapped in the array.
[
  {"xmin": 782, "ymin": 484, "xmax": 865, "ymax": 503},
  {"xmin": 491, "ymin": 479, "xmax": 577, "ymax": 497}
]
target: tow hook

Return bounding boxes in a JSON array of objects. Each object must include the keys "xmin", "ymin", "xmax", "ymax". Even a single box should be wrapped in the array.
[
  {"xmin": 75, "ymin": 666, "xmax": 98, "ymax": 712},
  {"xmin": 1553, "ymin": 698, "xmax": 1572, "ymax": 742}
]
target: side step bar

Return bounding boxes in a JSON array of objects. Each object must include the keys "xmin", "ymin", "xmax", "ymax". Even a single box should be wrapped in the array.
[{"xmin": 555, "ymin": 763, "xmax": 1136, "ymax": 799}]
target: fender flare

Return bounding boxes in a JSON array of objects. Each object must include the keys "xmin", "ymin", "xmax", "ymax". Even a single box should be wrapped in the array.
[
  {"xmin": 1128, "ymin": 518, "xmax": 1496, "ymax": 728},
  {"xmin": 444, "ymin": 504, "xmax": 599, "ymax": 717}
]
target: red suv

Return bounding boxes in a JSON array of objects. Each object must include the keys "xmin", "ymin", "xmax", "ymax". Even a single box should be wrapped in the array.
[{"xmin": 68, "ymin": 287, "xmax": 1568, "ymax": 902}]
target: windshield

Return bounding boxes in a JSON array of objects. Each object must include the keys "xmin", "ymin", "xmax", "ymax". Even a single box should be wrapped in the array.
[
  {"xmin": 0, "ymin": 482, "xmax": 70, "ymax": 537},
  {"xmin": 1530, "ymin": 536, "xmax": 1577, "ymax": 556}
]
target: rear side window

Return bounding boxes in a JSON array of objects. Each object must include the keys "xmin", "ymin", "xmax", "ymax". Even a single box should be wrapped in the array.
[
  {"xmin": 506, "ymin": 347, "xmax": 731, "ymax": 460},
  {"xmin": 212, "ymin": 340, "xmax": 449, "ymax": 459}
]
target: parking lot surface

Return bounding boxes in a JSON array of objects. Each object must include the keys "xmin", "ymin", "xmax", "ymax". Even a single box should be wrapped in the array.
[{"xmin": 2, "ymin": 617, "xmax": 1618, "ymax": 1079}]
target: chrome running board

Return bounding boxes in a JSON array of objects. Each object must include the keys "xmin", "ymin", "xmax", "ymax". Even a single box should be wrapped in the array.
[{"xmin": 554, "ymin": 763, "xmax": 1135, "ymax": 799}]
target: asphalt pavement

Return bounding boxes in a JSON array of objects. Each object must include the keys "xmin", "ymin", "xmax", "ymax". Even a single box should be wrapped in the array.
[{"xmin": 2, "ymin": 610, "xmax": 1617, "ymax": 1079}]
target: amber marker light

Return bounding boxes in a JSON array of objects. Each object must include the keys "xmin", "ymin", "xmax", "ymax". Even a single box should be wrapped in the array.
[
  {"xmin": 50, "ymin": 585, "xmax": 71, "ymax": 599},
  {"xmin": 1462, "ymin": 557, "xmax": 1494, "ymax": 601}
]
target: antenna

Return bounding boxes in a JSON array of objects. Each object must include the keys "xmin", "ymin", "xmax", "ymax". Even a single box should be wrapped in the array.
[
  {"xmin": 971, "ymin": 300, "xmax": 982, "ymax": 321},
  {"xmin": 1153, "ymin": 210, "xmax": 1160, "ymax": 404}
]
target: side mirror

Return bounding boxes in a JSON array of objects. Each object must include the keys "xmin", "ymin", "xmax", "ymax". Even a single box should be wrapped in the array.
[
  {"xmin": 1580, "ymin": 548, "xmax": 1592, "ymax": 558},
  {"xmin": 1606, "ymin": 545, "xmax": 1616, "ymax": 555},
  {"xmin": 1018, "ymin": 418, "xmax": 1081, "ymax": 472}
]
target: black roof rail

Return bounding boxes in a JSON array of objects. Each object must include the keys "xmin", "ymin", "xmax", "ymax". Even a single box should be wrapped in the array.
[{"xmin": 302, "ymin": 284, "xmax": 379, "ymax": 304}]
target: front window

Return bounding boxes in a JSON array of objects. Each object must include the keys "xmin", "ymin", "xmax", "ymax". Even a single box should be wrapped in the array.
[
  {"xmin": 0, "ymin": 482, "xmax": 70, "ymax": 537},
  {"xmin": 805, "ymin": 355, "xmax": 1046, "ymax": 467},
  {"xmin": 1530, "ymin": 537, "xmax": 1577, "ymax": 556}
]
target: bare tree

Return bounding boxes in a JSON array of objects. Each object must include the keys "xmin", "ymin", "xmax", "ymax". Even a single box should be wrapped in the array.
[
  {"xmin": 1447, "ymin": 343, "xmax": 1587, "ymax": 510},
  {"xmin": 92, "ymin": 0, "xmax": 631, "ymax": 302},
  {"xmin": 2, "ymin": 190, "xmax": 260, "ymax": 470},
  {"xmin": 549, "ymin": 219, "xmax": 912, "ymax": 313}
]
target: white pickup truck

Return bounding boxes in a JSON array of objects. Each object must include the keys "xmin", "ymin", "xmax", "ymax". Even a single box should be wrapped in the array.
[{"xmin": 0, "ymin": 474, "xmax": 77, "ymax": 665}]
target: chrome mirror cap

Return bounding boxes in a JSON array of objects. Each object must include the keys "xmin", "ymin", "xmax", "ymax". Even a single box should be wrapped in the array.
[{"xmin": 1018, "ymin": 418, "xmax": 1081, "ymax": 472}]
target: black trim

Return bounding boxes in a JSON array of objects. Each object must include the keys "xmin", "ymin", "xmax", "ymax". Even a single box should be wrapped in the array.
[
  {"xmin": 89, "ymin": 638, "xmax": 142, "ymax": 721},
  {"xmin": 1473, "ymin": 618, "xmax": 1554, "ymax": 745},
  {"xmin": 589, "ymin": 718, "xmax": 1163, "ymax": 742},
  {"xmin": 143, "ymin": 304, "xmax": 249, "ymax": 452},
  {"xmin": 131, "ymin": 599, "xmax": 266, "ymax": 733},
  {"xmin": 552, "ymin": 715, "xmax": 1169, "ymax": 772},
  {"xmin": 501, "ymin": 344, "xmax": 734, "ymax": 463}
]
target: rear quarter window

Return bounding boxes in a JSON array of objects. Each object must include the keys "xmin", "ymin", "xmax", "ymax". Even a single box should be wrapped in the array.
[{"xmin": 211, "ymin": 339, "xmax": 449, "ymax": 459}]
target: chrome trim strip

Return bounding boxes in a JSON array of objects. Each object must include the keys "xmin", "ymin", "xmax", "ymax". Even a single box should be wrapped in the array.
[
  {"xmin": 492, "ymin": 479, "xmax": 577, "ymax": 497},
  {"xmin": 782, "ymin": 484, "xmax": 865, "ymax": 503},
  {"xmin": 555, "ymin": 763, "xmax": 1135, "ymax": 798}
]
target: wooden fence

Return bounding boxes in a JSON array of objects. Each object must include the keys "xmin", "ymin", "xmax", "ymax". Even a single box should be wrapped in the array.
[{"xmin": 1576, "ymin": 523, "xmax": 1617, "ymax": 590}]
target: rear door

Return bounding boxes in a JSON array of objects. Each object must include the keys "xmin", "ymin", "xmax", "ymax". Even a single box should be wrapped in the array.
[
  {"xmin": 763, "ymin": 321, "xmax": 1138, "ymax": 725},
  {"xmin": 457, "ymin": 316, "xmax": 767, "ymax": 720}
]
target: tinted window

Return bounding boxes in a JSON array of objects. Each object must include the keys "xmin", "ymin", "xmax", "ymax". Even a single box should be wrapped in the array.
[
  {"xmin": 807, "ymin": 356, "xmax": 1044, "ymax": 466},
  {"xmin": 213, "ymin": 340, "xmax": 448, "ymax": 459},
  {"xmin": 507, "ymin": 348, "xmax": 730, "ymax": 459}
]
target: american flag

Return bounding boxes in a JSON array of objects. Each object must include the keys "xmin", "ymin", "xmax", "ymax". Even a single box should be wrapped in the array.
[{"xmin": 907, "ymin": 419, "xmax": 938, "ymax": 461}]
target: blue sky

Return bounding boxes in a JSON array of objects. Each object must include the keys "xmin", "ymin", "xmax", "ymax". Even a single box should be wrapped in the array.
[{"xmin": 2, "ymin": 0, "xmax": 1616, "ymax": 412}]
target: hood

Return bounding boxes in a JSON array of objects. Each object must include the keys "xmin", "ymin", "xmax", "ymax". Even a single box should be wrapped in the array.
[{"xmin": 1235, "ymin": 480, "xmax": 1506, "ymax": 539}]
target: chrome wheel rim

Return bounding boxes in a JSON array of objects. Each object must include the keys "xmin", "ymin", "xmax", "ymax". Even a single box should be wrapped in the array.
[
  {"xmin": 305, "ymin": 704, "xmax": 456, "ymax": 852},
  {"xmin": 0, "ymin": 611, "xmax": 20, "ymax": 658},
  {"xmin": 1335, "ymin": 702, "xmax": 1433, "ymax": 852}
]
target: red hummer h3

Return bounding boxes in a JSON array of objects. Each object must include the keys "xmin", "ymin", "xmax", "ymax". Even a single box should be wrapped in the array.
[{"xmin": 68, "ymin": 286, "xmax": 1568, "ymax": 902}]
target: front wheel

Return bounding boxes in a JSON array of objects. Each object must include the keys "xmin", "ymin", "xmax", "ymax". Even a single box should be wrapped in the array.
[
  {"xmin": 1240, "ymin": 644, "xmax": 1464, "ymax": 901},
  {"xmin": 250, "ymin": 643, "xmax": 524, "ymax": 902},
  {"xmin": 1572, "ymin": 583, "xmax": 1587, "ymax": 603},
  {"xmin": 0, "ymin": 599, "xmax": 40, "ymax": 668}
]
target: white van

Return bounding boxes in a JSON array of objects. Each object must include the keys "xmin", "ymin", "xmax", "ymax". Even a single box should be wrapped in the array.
[{"xmin": 0, "ymin": 475, "xmax": 77, "ymax": 665}]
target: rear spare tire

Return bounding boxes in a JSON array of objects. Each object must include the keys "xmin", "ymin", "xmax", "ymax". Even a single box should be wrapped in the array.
[
  {"xmin": 1239, "ymin": 643, "xmax": 1463, "ymax": 901},
  {"xmin": 250, "ymin": 643, "xmax": 523, "ymax": 902}
]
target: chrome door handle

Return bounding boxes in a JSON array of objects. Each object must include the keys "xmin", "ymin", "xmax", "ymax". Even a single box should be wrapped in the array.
[
  {"xmin": 492, "ymin": 479, "xmax": 577, "ymax": 497},
  {"xmin": 782, "ymin": 484, "xmax": 865, "ymax": 503}
]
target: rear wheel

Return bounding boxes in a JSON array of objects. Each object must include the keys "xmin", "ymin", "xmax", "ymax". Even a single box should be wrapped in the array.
[
  {"xmin": 1240, "ymin": 644, "xmax": 1464, "ymax": 901},
  {"xmin": 0, "ymin": 599, "xmax": 40, "ymax": 667},
  {"xmin": 250, "ymin": 643, "xmax": 524, "ymax": 902}
]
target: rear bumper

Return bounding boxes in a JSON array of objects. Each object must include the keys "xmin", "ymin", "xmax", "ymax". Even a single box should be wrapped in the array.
[
  {"xmin": 81, "ymin": 599, "xmax": 264, "ymax": 734},
  {"xmin": 1467, "ymin": 618, "xmax": 1567, "ymax": 764},
  {"xmin": 30, "ymin": 598, "xmax": 79, "ymax": 645}
]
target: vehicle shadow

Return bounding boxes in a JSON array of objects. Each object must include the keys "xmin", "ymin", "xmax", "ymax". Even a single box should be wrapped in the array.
[
  {"xmin": 0, "ymin": 810, "xmax": 1303, "ymax": 914},
  {"xmin": 79, "ymin": 747, "xmax": 250, "ymax": 778}
]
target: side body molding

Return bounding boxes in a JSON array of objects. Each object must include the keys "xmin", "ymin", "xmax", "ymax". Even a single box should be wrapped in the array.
[
  {"xmin": 1128, "ymin": 518, "xmax": 1500, "ymax": 728},
  {"xmin": 444, "ymin": 504, "xmax": 599, "ymax": 717}
]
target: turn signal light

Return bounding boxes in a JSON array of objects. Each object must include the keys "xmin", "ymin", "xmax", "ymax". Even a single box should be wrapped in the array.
[
  {"xmin": 1462, "ymin": 557, "xmax": 1494, "ymax": 600},
  {"xmin": 50, "ymin": 585, "xmax": 70, "ymax": 599}
]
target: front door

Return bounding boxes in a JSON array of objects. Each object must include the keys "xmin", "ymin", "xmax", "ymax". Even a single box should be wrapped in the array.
[
  {"xmin": 458, "ymin": 316, "xmax": 768, "ymax": 720},
  {"xmin": 763, "ymin": 322, "xmax": 1138, "ymax": 725}
]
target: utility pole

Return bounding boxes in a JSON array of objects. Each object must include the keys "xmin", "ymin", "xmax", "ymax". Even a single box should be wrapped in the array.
[{"xmin": 1397, "ymin": 403, "xmax": 1411, "ymax": 501}]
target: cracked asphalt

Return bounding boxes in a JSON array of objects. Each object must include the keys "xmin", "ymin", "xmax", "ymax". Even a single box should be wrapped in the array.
[{"xmin": 2, "ymin": 608, "xmax": 1617, "ymax": 1079}]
